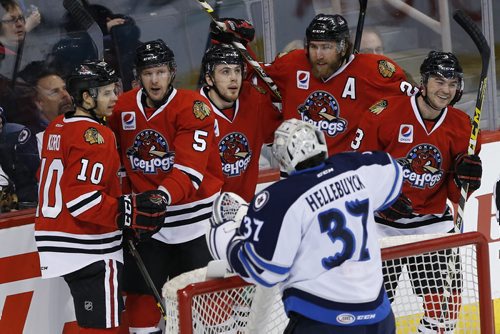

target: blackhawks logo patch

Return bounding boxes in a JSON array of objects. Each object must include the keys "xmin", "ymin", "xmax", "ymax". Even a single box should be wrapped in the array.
[
  {"xmin": 369, "ymin": 100, "xmax": 388, "ymax": 115},
  {"xmin": 84, "ymin": 127, "xmax": 104, "ymax": 145},
  {"xmin": 193, "ymin": 100, "xmax": 211, "ymax": 120},
  {"xmin": 378, "ymin": 60, "xmax": 396, "ymax": 78}
]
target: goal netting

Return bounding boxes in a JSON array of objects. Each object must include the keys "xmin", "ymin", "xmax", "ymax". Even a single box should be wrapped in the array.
[{"xmin": 162, "ymin": 232, "xmax": 492, "ymax": 333}]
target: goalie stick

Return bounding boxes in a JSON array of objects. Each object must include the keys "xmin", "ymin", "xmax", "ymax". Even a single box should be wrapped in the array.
[
  {"xmin": 353, "ymin": 0, "xmax": 368, "ymax": 54},
  {"xmin": 194, "ymin": 0, "xmax": 282, "ymax": 100},
  {"xmin": 126, "ymin": 239, "xmax": 167, "ymax": 320},
  {"xmin": 63, "ymin": 0, "xmax": 104, "ymax": 60},
  {"xmin": 453, "ymin": 9, "xmax": 490, "ymax": 233},
  {"xmin": 438, "ymin": 9, "xmax": 491, "ymax": 328}
]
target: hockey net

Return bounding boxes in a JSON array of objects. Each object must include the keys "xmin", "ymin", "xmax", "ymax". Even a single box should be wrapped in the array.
[{"xmin": 162, "ymin": 232, "xmax": 493, "ymax": 333}]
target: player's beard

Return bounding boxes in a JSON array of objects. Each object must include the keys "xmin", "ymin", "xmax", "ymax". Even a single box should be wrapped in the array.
[{"xmin": 311, "ymin": 61, "xmax": 339, "ymax": 81}]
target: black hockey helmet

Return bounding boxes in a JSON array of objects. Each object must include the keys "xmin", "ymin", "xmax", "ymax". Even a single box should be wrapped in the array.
[
  {"xmin": 306, "ymin": 14, "xmax": 350, "ymax": 42},
  {"xmin": 420, "ymin": 51, "xmax": 464, "ymax": 105},
  {"xmin": 135, "ymin": 39, "xmax": 176, "ymax": 73},
  {"xmin": 67, "ymin": 60, "xmax": 118, "ymax": 105},
  {"xmin": 202, "ymin": 44, "xmax": 244, "ymax": 77},
  {"xmin": 305, "ymin": 14, "xmax": 352, "ymax": 63}
]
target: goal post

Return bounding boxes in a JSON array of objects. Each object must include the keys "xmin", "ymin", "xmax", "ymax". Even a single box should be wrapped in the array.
[{"xmin": 163, "ymin": 231, "xmax": 494, "ymax": 334}]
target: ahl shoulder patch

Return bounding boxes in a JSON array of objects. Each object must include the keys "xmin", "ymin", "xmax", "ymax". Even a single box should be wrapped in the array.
[
  {"xmin": 193, "ymin": 100, "xmax": 211, "ymax": 120},
  {"xmin": 378, "ymin": 60, "xmax": 396, "ymax": 78},
  {"xmin": 369, "ymin": 100, "xmax": 388, "ymax": 115},
  {"xmin": 84, "ymin": 127, "xmax": 104, "ymax": 145}
]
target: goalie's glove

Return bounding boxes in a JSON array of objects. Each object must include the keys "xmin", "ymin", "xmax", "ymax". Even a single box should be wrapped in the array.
[
  {"xmin": 206, "ymin": 192, "xmax": 248, "ymax": 261},
  {"xmin": 377, "ymin": 193, "xmax": 413, "ymax": 222},
  {"xmin": 454, "ymin": 154, "xmax": 482, "ymax": 191},
  {"xmin": 116, "ymin": 190, "xmax": 168, "ymax": 241},
  {"xmin": 210, "ymin": 18, "xmax": 255, "ymax": 46}
]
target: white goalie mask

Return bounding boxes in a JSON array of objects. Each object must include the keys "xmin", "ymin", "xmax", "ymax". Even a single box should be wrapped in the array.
[{"xmin": 272, "ymin": 119, "xmax": 328, "ymax": 174}]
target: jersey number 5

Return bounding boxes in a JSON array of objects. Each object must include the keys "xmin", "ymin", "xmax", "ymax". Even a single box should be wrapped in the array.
[{"xmin": 318, "ymin": 199, "xmax": 370, "ymax": 269}]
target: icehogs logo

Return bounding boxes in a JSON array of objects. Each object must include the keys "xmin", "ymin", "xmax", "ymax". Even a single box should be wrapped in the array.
[
  {"xmin": 126, "ymin": 130, "xmax": 175, "ymax": 174},
  {"xmin": 219, "ymin": 132, "xmax": 251, "ymax": 177},
  {"xmin": 398, "ymin": 144, "xmax": 443, "ymax": 189},
  {"xmin": 297, "ymin": 91, "xmax": 347, "ymax": 137}
]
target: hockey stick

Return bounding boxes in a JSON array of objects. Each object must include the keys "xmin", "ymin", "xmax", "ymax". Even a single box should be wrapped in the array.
[
  {"xmin": 63, "ymin": 0, "xmax": 104, "ymax": 60},
  {"xmin": 10, "ymin": 37, "xmax": 25, "ymax": 89},
  {"xmin": 126, "ymin": 239, "xmax": 167, "ymax": 320},
  {"xmin": 437, "ymin": 10, "xmax": 490, "ymax": 329},
  {"xmin": 453, "ymin": 9, "xmax": 490, "ymax": 233},
  {"xmin": 197, "ymin": 0, "xmax": 223, "ymax": 88},
  {"xmin": 353, "ymin": 0, "xmax": 368, "ymax": 54},
  {"xmin": 194, "ymin": 0, "xmax": 282, "ymax": 100}
]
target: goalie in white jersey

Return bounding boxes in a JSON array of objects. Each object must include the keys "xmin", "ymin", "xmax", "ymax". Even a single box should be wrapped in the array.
[{"xmin": 207, "ymin": 119, "xmax": 402, "ymax": 333}]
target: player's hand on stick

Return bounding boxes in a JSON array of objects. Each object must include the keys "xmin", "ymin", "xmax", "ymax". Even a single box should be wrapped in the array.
[
  {"xmin": 210, "ymin": 18, "xmax": 255, "ymax": 45},
  {"xmin": 377, "ymin": 193, "xmax": 413, "ymax": 221},
  {"xmin": 454, "ymin": 154, "xmax": 482, "ymax": 191},
  {"xmin": 117, "ymin": 190, "xmax": 168, "ymax": 241}
]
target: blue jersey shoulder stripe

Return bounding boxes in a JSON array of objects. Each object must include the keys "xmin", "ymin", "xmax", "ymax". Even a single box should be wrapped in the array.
[
  {"xmin": 244, "ymin": 243, "xmax": 290, "ymax": 275},
  {"xmin": 237, "ymin": 248, "xmax": 275, "ymax": 288}
]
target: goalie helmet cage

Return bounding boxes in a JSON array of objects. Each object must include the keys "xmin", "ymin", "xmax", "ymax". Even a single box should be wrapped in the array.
[{"xmin": 163, "ymin": 232, "xmax": 493, "ymax": 334}]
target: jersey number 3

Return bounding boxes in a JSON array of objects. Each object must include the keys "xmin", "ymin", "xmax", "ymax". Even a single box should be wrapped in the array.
[{"xmin": 318, "ymin": 199, "xmax": 370, "ymax": 269}]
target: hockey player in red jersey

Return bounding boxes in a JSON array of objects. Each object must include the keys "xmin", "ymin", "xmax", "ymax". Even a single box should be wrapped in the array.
[
  {"xmin": 351, "ymin": 51, "xmax": 483, "ymax": 333},
  {"xmin": 210, "ymin": 14, "xmax": 417, "ymax": 155},
  {"xmin": 108, "ymin": 39, "xmax": 223, "ymax": 333},
  {"xmin": 200, "ymin": 44, "xmax": 282, "ymax": 201},
  {"xmin": 34, "ymin": 60, "xmax": 167, "ymax": 334}
]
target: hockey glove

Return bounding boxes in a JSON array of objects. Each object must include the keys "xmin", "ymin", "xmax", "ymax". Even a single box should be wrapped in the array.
[
  {"xmin": 454, "ymin": 154, "xmax": 482, "ymax": 191},
  {"xmin": 206, "ymin": 192, "xmax": 248, "ymax": 261},
  {"xmin": 117, "ymin": 190, "xmax": 168, "ymax": 241},
  {"xmin": 377, "ymin": 193, "xmax": 413, "ymax": 222},
  {"xmin": 210, "ymin": 18, "xmax": 255, "ymax": 46}
]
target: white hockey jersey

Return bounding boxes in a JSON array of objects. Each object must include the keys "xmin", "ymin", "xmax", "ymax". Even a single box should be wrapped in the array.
[{"xmin": 227, "ymin": 151, "xmax": 403, "ymax": 326}]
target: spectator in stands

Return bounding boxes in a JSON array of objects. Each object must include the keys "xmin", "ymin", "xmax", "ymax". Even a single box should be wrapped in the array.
[
  {"xmin": 351, "ymin": 51, "xmax": 482, "ymax": 333},
  {"xmin": 207, "ymin": 119, "xmax": 399, "ymax": 334},
  {"xmin": 0, "ymin": 105, "xmax": 38, "ymax": 209},
  {"xmin": 31, "ymin": 64, "xmax": 73, "ymax": 131},
  {"xmin": 359, "ymin": 27, "xmax": 384, "ymax": 55},
  {"xmin": 0, "ymin": 0, "xmax": 41, "ymax": 78}
]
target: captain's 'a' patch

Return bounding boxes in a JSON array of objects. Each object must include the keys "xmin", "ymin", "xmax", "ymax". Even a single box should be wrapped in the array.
[{"xmin": 369, "ymin": 100, "xmax": 388, "ymax": 115}]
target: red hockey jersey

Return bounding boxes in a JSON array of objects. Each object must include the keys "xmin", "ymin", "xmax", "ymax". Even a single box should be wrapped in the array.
[
  {"xmin": 260, "ymin": 50, "xmax": 416, "ymax": 154},
  {"xmin": 108, "ymin": 88, "xmax": 223, "ymax": 244},
  {"xmin": 201, "ymin": 82, "xmax": 282, "ymax": 201},
  {"xmin": 35, "ymin": 114, "xmax": 123, "ymax": 278},
  {"xmin": 353, "ymin": 94, "xmax": 481, "ymax": 215}
]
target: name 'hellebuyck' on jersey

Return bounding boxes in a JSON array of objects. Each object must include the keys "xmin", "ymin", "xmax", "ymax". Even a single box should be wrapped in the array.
[
  {"xmin": 305, "ymin": 173, "xmax": 366, "ymax": 212},
  {"xmin": 126, "ymin": 129, "xmax": 175, "ymax": 174}
]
